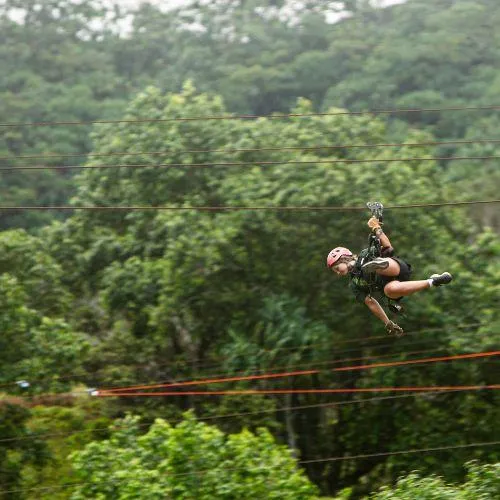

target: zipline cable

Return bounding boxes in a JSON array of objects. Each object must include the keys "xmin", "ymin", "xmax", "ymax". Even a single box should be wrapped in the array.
[
  {"xmin": 1, "ymin": 199, "xmax": 499, "ymax": 212},
  {"xmin": 1, "ymin": 104, "xmax": 499, "ymax": 128},
  {"xmin": 2, "ymin": 138, "xmax": 500, "ymax": 161},
  {"xmin": 3, "ymin": 154, "xmax": 500, "ymax": 172}
]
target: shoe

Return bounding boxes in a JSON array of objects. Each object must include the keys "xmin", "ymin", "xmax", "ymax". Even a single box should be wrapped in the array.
[
  {"xmin": 362, "ymin": 258, "xmax": 389, "ymax": 273},
  {"xmin": 430, "ymin": 272, "xmax": 453, "ymax": 287}
]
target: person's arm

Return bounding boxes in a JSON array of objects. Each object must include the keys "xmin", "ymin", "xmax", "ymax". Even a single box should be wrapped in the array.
[
  {"xmin": 364, "ymin": 295, "xmax": 390, "ymax": 324},
  {"xmin": 367, "ymin": 217, "xmax": 393, "ymax": 255},
  {"xmin": 364, "ymin": 295, "xmax": 405, "ymax": 336}
]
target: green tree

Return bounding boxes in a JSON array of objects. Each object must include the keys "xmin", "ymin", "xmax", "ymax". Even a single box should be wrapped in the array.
[
  {"xmin": 370, "ymin": 461, "xmax": 500, "ymax": 499},
  {"xmin": 70, "ymin": 412, "xmax": 319, "ymax": 499},
  {"xmin": 0, "ymin": 274, "xmax": 89, "ymax": 393},
  {"xmin": 20, "ymin": 402, "xmax": 113, "ymax": 500},
  {"xmin": 4, "ymin": 0, "xmax": 500, "ymax": 231},
  {"xmin": 0, "ymin": 0, "xmax": 128, "ymax": 229},
  {"xmin": 46, "ymin": 84, "xmax": 499, "ymax": 496},
  {"xmin": 0, "ymin": 398, "xmax": 48, "ymax": 498},
  {"xmin": 0, "ymin": 229, "xmax": 72, "ymax": 315}
]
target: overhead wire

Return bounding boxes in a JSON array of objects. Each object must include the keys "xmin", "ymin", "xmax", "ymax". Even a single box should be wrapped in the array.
[
  {"xmin": 106, "ymin": 348, "xmax": 497, "ymax": 395},
  {"xmin": 3, "ymin": 338, "xmax": 478, "ymax": 398},
  {"xmin": 12, "ymin": 345, "xmax": 497, "ymax": 410},
  {"xmin": 0, "ymin": 322, "xmax": 486, "ymax": 391},
  {"xmin": 299, "ymin": 441, "xmax": 500, "ymax": 465},
  {"xmin": 1, "ymin": 199, "xmax": 499, "ymax": 212},
  {"xmin": 0, "ymin": 388, "xmax": 491, "ymax": 446},
  {"xmin": 2, "ymin": 138, "xmax": 499, "ymax": 161},
  {"xmin": 95, "ymin": 385, "xmax": 500, "ymax": 397},
  {"xmin": 1, "ymin": 103, "xmax": 500, "ymax": 128},
  {"xmin": 10, "ymin": 341, "xmax": 459, "ymax": 400},
  {"xmin": 96, "ymin": 351, "xmax": 500, "ymax": 395},
  {"xmin": 17, "ymin": 355, "xmax": 499, "ymax": 406},
  {"xmin": 0, "ymin": 340, "xmax": 440, "ymax": 392},
  {"xmin": 99, "ymin": 352, "xmax": 500, "ymax": 395},
  {"xmin": 2, "ymin": 154, "xmax": 500, "ymax": 172},
  {"xmin": 89, "ymin": 346, "xmax": 448, "ymax": 395},
  {"xmin": 0, "ymin": 323, "xmax": 458, "ymax": 391}
]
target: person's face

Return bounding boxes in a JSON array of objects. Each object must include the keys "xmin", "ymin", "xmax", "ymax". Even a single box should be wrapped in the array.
[{"xmin": 331, "ymin": 262, "xmax": 349, "ymax": 276}]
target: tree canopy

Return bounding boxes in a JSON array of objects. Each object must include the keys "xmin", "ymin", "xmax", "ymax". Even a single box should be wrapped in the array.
[
  {"xmin": 70, "ymin": 412, "xmax": 319, "ymax": 499},
  {"xmin": 0, "ymin": 0, "xmax": 499, "ymax": 498},
  {"xmin": 2, "ymin": 0, "xmax": 500, "ymax": 229}
]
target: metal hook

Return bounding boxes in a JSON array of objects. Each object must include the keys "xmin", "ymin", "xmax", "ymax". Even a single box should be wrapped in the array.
[{"xmin": 366, "ymin": 201, "xmax": 384, "ymax": 222}]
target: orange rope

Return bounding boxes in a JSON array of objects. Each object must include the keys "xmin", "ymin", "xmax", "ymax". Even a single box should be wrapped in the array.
[
  {"xmin": 95, "ymin": 385, "xmax": 500, "ymax": 397},
  {"xmin": 0, "ymin": 321, "xmax": 481, "ymax": 391},
  {"xmin": 0, "ymin": 337, "xmax": 444, "ymax": 391},
  {"xmin": 91, "ymin": 347, "xmax": 445, "ymax": 394},
  {"xmin": 7, "ymin": 320, "xmax": 481, "ymax": 391},
  {"xmin": 98, "ymin": 350, "xmax": 500, "ymax": 394},
  {"xmin": 98, "ymin": 369, "xmax": 319, "ymax": 394},
  {"xmin": 332, "ymin": 350, "xmax": 500, "ymax": 372}
]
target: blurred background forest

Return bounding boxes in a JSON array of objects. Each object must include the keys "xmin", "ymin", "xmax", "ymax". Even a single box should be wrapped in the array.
[{"xmin": 0, "ymin": 0, "xmax": 499, "ymax": 498}]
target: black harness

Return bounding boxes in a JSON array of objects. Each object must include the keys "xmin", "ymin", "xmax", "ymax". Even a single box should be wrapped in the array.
[{"xmin": 351, "ymin": 201, "xmax": 405, "ymax": 314}]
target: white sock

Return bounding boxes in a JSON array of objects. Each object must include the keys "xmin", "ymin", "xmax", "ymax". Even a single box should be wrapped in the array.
[{"xmin": 427, "ymin": 279, "xmax": 434, "ymax": 287}]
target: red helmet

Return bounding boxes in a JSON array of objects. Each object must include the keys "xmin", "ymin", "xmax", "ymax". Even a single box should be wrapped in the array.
[{"xmin": 326, "ymin": 247, "xmax": 353, "ymax": 268}]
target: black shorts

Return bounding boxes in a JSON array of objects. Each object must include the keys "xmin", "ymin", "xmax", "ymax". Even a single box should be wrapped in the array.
[{"xmin": 381, "ymin": 257, "xmax": 412, "ymax": 284}]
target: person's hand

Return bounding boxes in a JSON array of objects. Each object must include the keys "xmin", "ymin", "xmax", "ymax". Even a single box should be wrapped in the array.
[
  {"xmin": 385, "ymin": 320, "xmax": 404, "ymax": 337},
  {"xmin": 367, "ymin": 216, "xmax": 382, "ymax": 231}
]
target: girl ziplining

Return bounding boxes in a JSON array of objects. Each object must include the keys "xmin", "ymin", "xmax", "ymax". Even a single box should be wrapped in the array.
[{"xmin": 326, "ymin": 203, "xmax": 452, "ymax": 336}]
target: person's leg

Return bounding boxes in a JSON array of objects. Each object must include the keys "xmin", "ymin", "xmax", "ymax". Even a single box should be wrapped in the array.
[
  {"xmin": 384, "ymin": 273, "xmax": 453, "ymax": 299},
  {"xmin": 384, "ymin": 280, "xmax": 430, "ymax": 299}
]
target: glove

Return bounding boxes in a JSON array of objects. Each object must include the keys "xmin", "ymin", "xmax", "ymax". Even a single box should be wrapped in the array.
[
  {"xmin": 385, "ymin": 320, "xmax": 404, "ymax": 337},
  {"xmin": 367, "ymin": 216, "xmax": 382, "ymax": 232}
]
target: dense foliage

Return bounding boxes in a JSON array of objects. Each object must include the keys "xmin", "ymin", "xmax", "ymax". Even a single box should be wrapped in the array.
[
  {"xmin": 0, "ymin": 0, "xmax": 499, "ymax": 498},
  {"xmin": 1, "ymin": 0, "xmax": 500, "ymax": 230},
  {"xmin": 370, "ymin": 462, "xmax": 500, "ymax": 499},
  {"xmin": 70, "ymin": 412, "xmax": 318, "ymax": 499}
]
